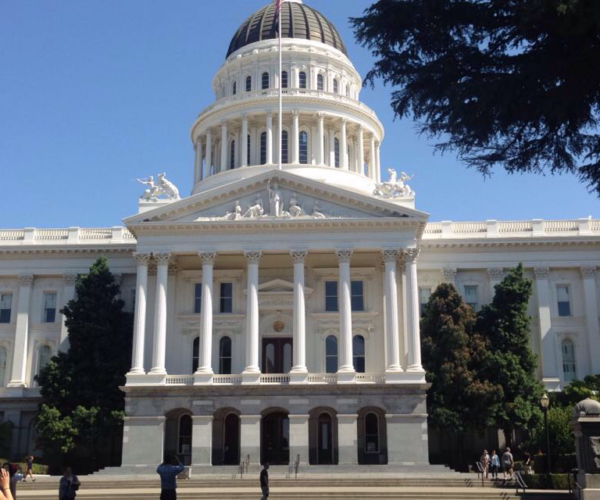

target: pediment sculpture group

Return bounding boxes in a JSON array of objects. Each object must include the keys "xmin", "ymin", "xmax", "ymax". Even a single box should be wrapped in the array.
[
  {"xmin": 137, "ymin": 173, "xmax": 181, "ymax": 201},
  {"xmin": 373, "ymin": 169, "xmax": 415, "ymax": 199}
]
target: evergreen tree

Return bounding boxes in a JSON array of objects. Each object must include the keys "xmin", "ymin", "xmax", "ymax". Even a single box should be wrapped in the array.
[
  {"xmin": 477, "ymin": 264, "xmax": 544, "ymax": 446},
  {"xmin": 35, "ymin": 257, "xmax": 133, "ymax": 466}
]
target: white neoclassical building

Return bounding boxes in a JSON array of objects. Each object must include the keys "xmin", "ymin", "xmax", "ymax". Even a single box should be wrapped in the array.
[{"xmin": 1, "ymin": 0, "xmax": 599, "ymax": 470}]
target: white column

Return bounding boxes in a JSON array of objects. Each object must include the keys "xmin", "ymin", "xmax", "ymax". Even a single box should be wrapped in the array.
[
  {"xmin": 242, "ymin": 251, "xmax": 261, "ymax": 384},
  {"xmin": 375, "ymin": 141, "xmax": 381, "ymax": 182},
  {"xmin": 195, "ymin": 252, "xmax": 217, "ymax": 384},
  {"xmin": 581, "ymin": 267, "xmax": 600, "ymax": 374},
  {"xmin": 193, "ymin": 140, "xmax": 200, "ymax": 183},
  {"xmin": 266, "ymin": 113, "xmax": 273, "ymax": 165},
  {"xmin": 241, "ymin": 116, "xmax": 249, "ymax": 167},
  {"xmin": 317, "ymin": 112, "xmax": 325, "ymax": 165},
  {"xmin": 128, "ymin": 253, "xmax": 151, "ymax": 376},
  {"xmin": 59, "ymin": 274, "xmax": 78, "ymax": 352},
  {"xmin": 292, "ymin": 110, "xmax": 300, "ymax": 164},
  {"xmin": 404, "ymin": 249, "xmax": 424, "ymax": 374},
  {"xmin": 149, "ymin": 253, "xmax": 170, "ymax": 379},
  {"xmin": 8, "ymin": 275, "xmax": 34, "ymax": 388},
  {"xmin": 336, "ymin": 250, "xmax": 355, "ymax": 383},
  {"xmin": 340, "ymin": 118, "xmax": 348, "ymax": 170},
  {"xmin": 290, "ymin": 251, "xmax": 308, "ymax": 383},
  {"xmin": 534, "ymin": 267, "xmax": 559, "ymax": 389},
  {"xmin": 205, "ymin": 131, "xmax": 212, "ymax": 177},
  {"xmin": 369, "ymin": 134, "xmax": 376, "ymax": 180},
  {"xmin": 382, "ymin": 250, "xmax": 403, "ymax": 379},
  {"xmin": 487, "ymin": 268, "xmax": 505, "ymax": 301},
  {"xmin": 357, "ymin": 126, "xmax": 365, "ymax": 175},
  {"xmin": 220, "ymin": 122, "xmax": 228, "ymax": 172}
]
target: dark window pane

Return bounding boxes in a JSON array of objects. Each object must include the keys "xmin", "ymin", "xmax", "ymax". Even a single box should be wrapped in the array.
[
  {"xmin": 326, "ymin": 356, "xmax": 337, "ymax": 374},
  {"xmin": 220, "ymin": 283, "xmax": 233, "ymax": 313},
  {"xmin": 299, "ymin": 71, "xmax": 307, "ymax": 89},
  {"xmin": 192, "ymin": 337, "xmax": 200, "ymax": 372},
  {"xmin": 299, "ymin": 131, "xmax": 308, "ymax": 164},
  {"xmin": 334, "ymin": 138, "xmax": 340, "ymax": 167},
  {"xmin": 194, "ymin": 283, "xmax": 202, "ymax": 314},
  {"xmin": 230, "ymin": 140, "xmax": 236, "ymax": 169},
  {"xmin": 351, "ymin": 281, "xmax": 364, "ymax": 311},
  {"xmin": 0, "ymin": 310, "xmax": 10, "ymax": 324},
  {"xmin": 365, "ymin": 413, "xmax": 378, "ymax": 435},
  {"xmin": 281, "ymin": 71, "xmax": 288, "ymax": 88},
  {"xmin": 281, "ymin": 130, "xmax": 289, "ymax": 164},
  {"xmin": 325, "ymin": 281, "xmax": 338, "ymax": 312},
  {"xmin": 262, "ymin": 72, "xmax": 269, "ymax": 90},
  {"xmin": 220, "ymin": 358, "xmax": 232, "ymax": 375},
  {"xmin": 247, "ymin": 134, "xmax": 251, "ymax": 165},
  {"xmin": 246, "ymin": 76, "xmax": 252, "ymax": 92},
  {"xmin": 317, "ymin": 74, "xmax": 324, "ymax": 91},
  {"xmin": 325, "ymin": 335, "xmax": 338, "ymax": 355},
  {"xmin": 558, "ymin": 302, "xmax": 571, "ymax": 317},
  {"xmin": 220, "ymin": 336, "xmax": 232, "ymax": 357},
  {"xmin": 260, "ymin": 132, "xmax": 267, "ymax": 165},
  {"xmin": 233, "ymin": 81, "xmax": 237, "ymax": 95},
  {"xmin": 45, "ymin": 309, "xmax": 56, "ymax": 323}
]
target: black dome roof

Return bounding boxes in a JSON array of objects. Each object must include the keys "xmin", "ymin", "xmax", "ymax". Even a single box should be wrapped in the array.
[{"xmin": 226, "ymin": 1, "xmax": 347, "ymax": 58}]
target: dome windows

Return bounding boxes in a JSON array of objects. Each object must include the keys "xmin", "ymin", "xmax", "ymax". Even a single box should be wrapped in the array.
[
  {"xmin": 260, "ymin": 132, "xmax": 267, "ymax": 165},
  {"xmin": 333, "ymin": 78, "xmax": 339, "ymax": 94},
  {"xmin": 317, "ymin": 74, "xmax": 324, "ymax": 92},
  {"xmin": 232, "ymin": 81, "xmax": 237, "ymax": 95},
  {"xmin": 299, "ymin": 71, "xmax": 307, "ymax": 89},
  {"xmin": 246, "ymin": 76, "xmax": 252, "ymax": 92},
  {"xmin": 281, "ymin": 71, "xmax": 289, "ymax": 89},
  {"xmin": 281, "ymin": 130, "xmax": 289, "ymax": 164},
  {"xmin": 299, "ymin": 131, "xmax": 308, "ymax": 164},
  {"xmin": 262, "ymin": 72, "xmax": 270, "ymax": 90}
]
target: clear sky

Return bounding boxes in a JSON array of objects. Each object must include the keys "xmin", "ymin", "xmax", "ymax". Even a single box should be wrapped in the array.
[{"xmin": 1, "ymin": 0, "xmax": 597, "ymax": 228}]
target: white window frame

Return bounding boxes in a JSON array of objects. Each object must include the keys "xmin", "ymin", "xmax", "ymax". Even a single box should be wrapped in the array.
[
  {"xmin": 0, "ymin": 344, "xmax": 9, "ymax": 387},
  {"xmin": 42, "ymin": 291, "xmax": 58, "ymax": 323},
  {"xmin": 556, "ymin": 284, "xmax": 572, "ymax": 317},
  {"xmin": 32, "ymin": 342, "xmax": 54, "ymax": 386},
  {"xmin": 0, "ymin": 293, "xmax": 13, "ymax": 324},
  {"xmin": 560, "ymin": 337, "xmax": 577, "ymax": 383},
  {"xmin": 463, "ymin": 284, "xmax": 480, "ymax": 311}
]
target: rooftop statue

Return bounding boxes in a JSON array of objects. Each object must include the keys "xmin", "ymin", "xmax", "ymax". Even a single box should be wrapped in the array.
[
  {"xmin": 137, "ymin": 173, "xmax": 181, "ymax": 202},
  {"xmin": 374, "ymin": 169, "xmax": 415, "ymax": 199}
]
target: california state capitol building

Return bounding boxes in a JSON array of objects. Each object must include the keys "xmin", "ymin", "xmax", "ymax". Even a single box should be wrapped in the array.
[{"xmin": 1, "ymin": 0, "xmax": 599, "ymax": 471}]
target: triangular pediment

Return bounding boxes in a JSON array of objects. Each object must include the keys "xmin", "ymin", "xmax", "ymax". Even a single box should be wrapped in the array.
[{"xmin": 124, "ymin": 170, "xmax": 429, "ymax": 227}]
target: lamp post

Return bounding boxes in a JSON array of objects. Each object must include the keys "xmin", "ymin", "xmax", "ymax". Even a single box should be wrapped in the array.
[{"xmin": 540, "ymin": 393, "xmax": 551, "ymax": 474}]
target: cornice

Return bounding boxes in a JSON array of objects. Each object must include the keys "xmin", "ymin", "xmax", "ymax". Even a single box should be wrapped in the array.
[
  {"xmin": 0, "ymin": 245, "xmax": 136, "ymax": 256},
  {"xmin": 420, "ymin": 239, "xmax": 600, "ymax": 253}
]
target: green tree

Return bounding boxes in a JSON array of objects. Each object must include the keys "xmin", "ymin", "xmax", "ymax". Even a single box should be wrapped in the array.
[
  {"xmin": 35, "ymin": 257, "xmax": 133, "ymax": 467},
  {"xmin": 524, "ymin": 405, "xmax": 575, "ymax": 458},
  {"xmin": 477, "ymin": 264, "xmax": 544, "ymax": 446},
  {"xmin": 352, "ymin": 1, "xmax": 600, "ymax": 194}
]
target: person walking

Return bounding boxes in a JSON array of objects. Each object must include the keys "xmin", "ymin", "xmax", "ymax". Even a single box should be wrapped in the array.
[
  {"xmin": 502, "ymin": 447, "xmax": 514, "ymax": 480},
  {"xmin": 0, "ymin": 468, "xmax": 15, "ymax": 500},
  {"xmin": 22, "ymin": 457, "xmax": 34, "ymax": 483},
  {"xmin": 58, "ymin": 467, "xmax": 80, "ymax": 500},
  {"xmin": 479, "ymin": 450, "xmax": 490, "ymax": 479},
  {"xmin": 157, "ymin": 456, "xmax": 185, "ymax": 500},
  {"xmin": 490, "ymin": 450, "xmax": 500, "ymax": 479},
  {"xmin": 260, "ymin": 463, "xmax": 270, "ymax": 500}
]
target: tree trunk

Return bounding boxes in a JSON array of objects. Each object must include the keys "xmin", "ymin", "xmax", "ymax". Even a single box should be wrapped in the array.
[{"xmin": 503, "ymin": 428, "xmax": 513, "ymax": 449}]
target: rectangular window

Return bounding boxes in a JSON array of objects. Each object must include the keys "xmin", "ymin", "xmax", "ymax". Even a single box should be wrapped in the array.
[
  {"xmin": 464, "ymin": 285, "xmax": 479, "ymax": 310},
  {"xmin": 194, "ymin": 283, "xmax": 202, "ymax": 314},
  {"xmin": 419, "ymin": 288, "xmax": 432, "ymax": 316},
  {"xmin": 43, "ymin": 292, "xmax": 57, "ymax": 323},
  {"xmin": 220, "ymin": 283, "xmax": 233, "ymax": 313},
  {"xmin": 0, "ymin": 294, "xmax": 12, "ymax": 324},
  {"xmin": 325, "ymin": 281, "xmax": 338, "ymax": 312},
  {"xmin": 351, "ymin": 281, "xmax": 364, "ymax": 311},
  {"xmin": 557, "ymin": 285, "xmax": 571, "ymax": 317}
]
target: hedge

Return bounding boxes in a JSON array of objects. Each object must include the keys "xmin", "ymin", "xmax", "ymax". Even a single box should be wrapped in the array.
[
  {"xmin": 521, "ymin": 474, "xmax": 572, "ymax": 490},
  {"xmin": 0, "ymin": 459, "xmax": 49, "ymax": 475}
]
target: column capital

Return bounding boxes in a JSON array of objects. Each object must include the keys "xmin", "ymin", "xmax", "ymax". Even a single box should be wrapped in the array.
[
  {"xmin": 63, "ymin": 274, "xmax": 78, "ymax": 286},
  {"xmin": 292, "ymin": 109, "xmax": 300, "ymax": 117},
  {"xmin": 403, "ymin": 248, "xmax": 420, "ymax": 263},
  {"xmin": 198, "ymin": 252, "xmax": 218, "ymax": 265},
  {"xmin": 487, "ymin": 267, "xmax": 505, "ymax": 279},
  {"xmin": 317, "ymin": 112, "xmax": 326, "ymax": 120},
  {"xmin": 220, "ymin": 120, "xmax": 227, "ymax": 127},
  {"xmin": 266, "ymin": 112, "xmax": 273, "ymax": 119},
  {"xmin": 153, "ymin": 253, "xmax": 171, "ymax": 265},
  {"xmin": 381, "ymin": 249, "xmax": 400, "ymax": 263},
  {"xmin": 290, "ymin": 250, "xmax": 308, "ymax": 264},
  {"xmin": 18, "ymin": 274, "xmax": 34, "ymax": 285},
  {"xmin": 244, "ymin": 251, "xmax": 262, "ymax": 264},
  {"xmin": 241, "ymin": 113, "xmax": 248, "ymax": 120},
  {"xmin": 441, "ymin": 267, "xmax": 457, "ymax": 282},
  {"xmin": 534, "ymin": 267, "xmax": 550, "ymax": 279},
  {"xmin": 335, "ymin": 249, "xmax": 353, "ymax": 263},
  {"xmin": 581, "ymin": 266, "xmax": 597, "ymax": 278},
  {"xmin": 133, "ymin": 252, "xmax": 152, "ymax": 265},
  {"xmin": 340, "ymin": 117, "xmax": 348, "ymax": 125}
]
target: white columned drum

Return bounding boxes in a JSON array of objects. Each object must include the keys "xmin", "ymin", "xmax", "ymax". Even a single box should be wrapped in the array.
[
  {"xmin": 149, "ymin": 253, "xmax": 170, "ymax": 377},
  {"xmin": 290, "ymin": 250, "xmax": 308, "ymax": 383},
  {"xmin": 7, "ymin": 275, "xmax": 34, "ymax": 387},
  {"xmin": 266, "ymin": 113, "xmax": 273, "ymax": 165},
  {"xmin": 243, "ymin": 251, "xmax": 262, "ymax": 384},
  {"xmin": 382, "ymin": 250, "xmax": 403, "ymax": 380},
  {"xmin": 128, "ymin": 253, "xmax": 151, "ymax": 376},
  {"xmin": 404, "ymin": 249, "xmax": 423, "ymax": 372},
  {"xmin": 241, "ymin": 116, "xmax": 249, "ymax": 167},
  {"xmin": 205, "ymin": 130, "xmax": 212, "ymax": 176},
  {"xmin": 196, "ymin": 252, "xmax": 217, "ymax": 384},
  {"xmin": 357, "ymin": 125, "xmax": 365, "ymax": 175},
  {"xmin": 340, "ymin": 118, "xmax": 348, "ymax": 170},
  {"xmin": 292, "ymin": 110, "xmax": 300, "ymax": 164},
  {"xmin": 220, "ymin": 122, "xmax": 228, "ymax": 172},
  {"xmin": 336, "ymin": 249, "xmax": 355, "ymax": 383}
]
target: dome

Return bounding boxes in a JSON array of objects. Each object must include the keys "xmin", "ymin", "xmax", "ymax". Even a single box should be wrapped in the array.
[{"xmin": 226, "ymin": 0, "xmax": 347, "ymax": 58}]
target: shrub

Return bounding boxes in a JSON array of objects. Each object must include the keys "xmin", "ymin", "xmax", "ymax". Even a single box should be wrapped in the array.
[{"xmin": 521, "ymin": 474, "xmax": 572, "ymax": 490}]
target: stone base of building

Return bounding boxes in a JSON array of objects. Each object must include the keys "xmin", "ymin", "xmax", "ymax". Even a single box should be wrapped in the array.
[{"xmin": 120, "ymin": 383, "xmax": 430, "ymax": 469}]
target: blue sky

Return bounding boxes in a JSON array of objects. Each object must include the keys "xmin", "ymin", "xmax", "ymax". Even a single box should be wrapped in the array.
[{"xmin": 1, "ymin": 0, "xmax": 597, "ymax": 228}]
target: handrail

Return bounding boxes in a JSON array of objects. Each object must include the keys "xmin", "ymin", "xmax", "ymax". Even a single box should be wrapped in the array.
[{"xmin": 514, "ymin": 471, "xmax": 528, "ymax": 493}]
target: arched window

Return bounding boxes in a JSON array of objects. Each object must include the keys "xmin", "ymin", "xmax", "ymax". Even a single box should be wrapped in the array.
[
  {"xmin": 260, "ymin": 132, "xmax": 267, "ymax": 165},
  {"xmin": 219, "ymin": 336, "xmax": 232, "ymax": 374},
  {"xmin": 364, "ymin": 413, "xmax": 380, "ymax": 453},
  {"xmin": 192, "ymin": 337, "xmax": 200, "ymax": 372},
  {"xmin": 230, "ymin": 140, "xmax": 236, "ymax": 170},
  {"xmin": 334, "ymin": 138, "xmax": 340, "ymax": 168},
  {"xmin": 353, "ymin": 335, "xmax": 365, "ymax": 373},
  {"xmin": 37, "ymin": 345, "xmax": 52, "ymax": 377},
  {"xmin": 317, "ymin": 74, "xmax": 324, "ymax": 91},
  {"xmin": 299, "ymin": 131, "xmax": 308, "ymax": 164},
  {"xmin": 281, "ymin": 130, "xmax": 289, "ymax": 164},
  {"xmin": 299, "ymin": 71, "xmax": 307, "ymax": 89},
  {"xmin": 562, "ymin": 339, "xmax": 576, "ymax": 382},
  {"xmin": 247, "ymin": 134, "xmax": 251, "ymax": 166},
  {"xmin": 333, "ymin": 79, "xmax": 339, "ymax": 94},
  {"xmin": 325, "ymin": 336, "xmax": 338, "ymax": 373},
  {"xmin": 232, "ymin": 81, "xmax": 237, "ymax": 95},
  {"xmin": 262, "ymin": 72, "xmax": 270, "ymax": 90},
  {"xmin": 245, "ymin": 76, "xmax": 252, "ymax": 92},
  {"xmin": 281, "ymin": 71, "xmax": 288, "ymax": 89},
  {"xmin": 178, "ymin": 414, "xmax": 192, "ymax": 457},
  {"xmin": 0, "ymin": 346, "xmax": 7, "ymax": 387}
]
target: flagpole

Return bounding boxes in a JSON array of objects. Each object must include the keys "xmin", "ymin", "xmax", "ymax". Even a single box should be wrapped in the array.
[{"xmin": 278, "ymin": 1, "xmax": 283, "ymax": 171}]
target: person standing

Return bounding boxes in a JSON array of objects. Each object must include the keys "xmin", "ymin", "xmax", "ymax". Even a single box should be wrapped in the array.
[
  {"xmin": 260, "ymin": 463, "xmax": 270, "ymax": 500},
  {"xmin": 502, "ymin": 447, "xmax": 514, "ymax": 480},
  {"xmin": 156, "ymin": 456, "xmax": 185, "ymax": 500},
  {"xmin": 22, "ymin": 457, "xmax": 34, "ymax": 483},
  {"xmin": 490, "ymin": 450, "xmax": 500, "ymax": 479},
  {"xmin": 0, "ymin": 468, "xmax": 15, "ymax": 500},
  {"xmin": 479, "ymin": 450, "xmax": 490, "ymax": 479},
  {"xmin": 58, "ymin": 467, "xmax": 80, "ymax": 500}
]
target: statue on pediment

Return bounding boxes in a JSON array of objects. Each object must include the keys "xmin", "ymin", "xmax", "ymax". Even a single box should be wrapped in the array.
[
  {"xmin": 137, "ymin": 173, "xmax": 181, "ymax": 201},
  {"xmin": 243, "ymin": 194, "xmax": 265, "ymax": 219},
  {"xmin": 374, "ymin": 169, "xmax": 415, "ymax": 199},
  {"xmin": 267, "ymin": 180, "xmax": 283, "ymax": 217},
  {"xmin": 289, "ymin": 193, "xmax": 303, "ymax": 218}
]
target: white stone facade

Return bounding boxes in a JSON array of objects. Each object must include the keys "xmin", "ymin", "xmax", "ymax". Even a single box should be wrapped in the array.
[{"xmin": 1, "ymin": 0, "xmax": 599, "ymax": 469}]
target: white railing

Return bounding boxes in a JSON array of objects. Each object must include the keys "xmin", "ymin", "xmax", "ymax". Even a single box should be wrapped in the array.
[
  {"xmin": 497, "ymin": 221, "xmax": 534, "ymax": 234},
  {"xmin": 165, "ymin": 375, "xmax": 194, "ymax": 385},
  {"xmin": 451, "ymin": 222, "xmax": 486, "ymax": 234},
  {"xmin": 0, "ymin": 227, "xmax": 136, "ymax": 244},
  {"xmin": 155, "ymin": 373, "xmax": 390, "ymax": 386},
  {"xmin": 213, "ymin": 374, "xmax": 242, "ymax": 385},
  {"xmin": 544, "ymin": 220, "xmax": 579, "ymax": 233},
  {"xmin": 260, "ymin": 374, "xmax": 290, "ymax": 385},
  {"xmin": 356, "ymin": 373, "xmax": 386, "ymax": 384},
  {"xmin": 36, "ymin": 229, "xmax": 69, "ymax": 240},
  {"xmin": 0, "ymin": 230, "xmax": 24, "ymax": 241},
  {"xmin": 80, "ymin": 228, "xmax": 113, "ymax": 240},
  {"xmin": 423, "ymin": 223, "xmax": 442, "ymax": 235},
  {"xmin": 307, "ymin": 373, "xmax": 338, "ymax": 384}
]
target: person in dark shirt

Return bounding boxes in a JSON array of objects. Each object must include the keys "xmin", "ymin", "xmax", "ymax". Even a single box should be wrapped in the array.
[
  {"xmin": 156, "ymin": 456, "xmax": 185, "ymax": 500},
  {"xmin": 260, "ymin": 463, "xmax": 269, "ymax": 500}
]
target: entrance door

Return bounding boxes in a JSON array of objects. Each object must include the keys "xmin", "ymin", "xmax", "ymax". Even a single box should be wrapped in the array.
[
  {"xmin": 222, "ymin": 413, "xmax": 240, "ymax": 465},
  {"xmin": 262, "ymin": 338, "xmax": 293, "ymax": 373},
  {"xmin": 262, "ymin": 412, "xmax": 290, "ymax": 465},
  {"xmin": 317, "ymin": 413, "xmax": 333, "ymax": 464}
]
